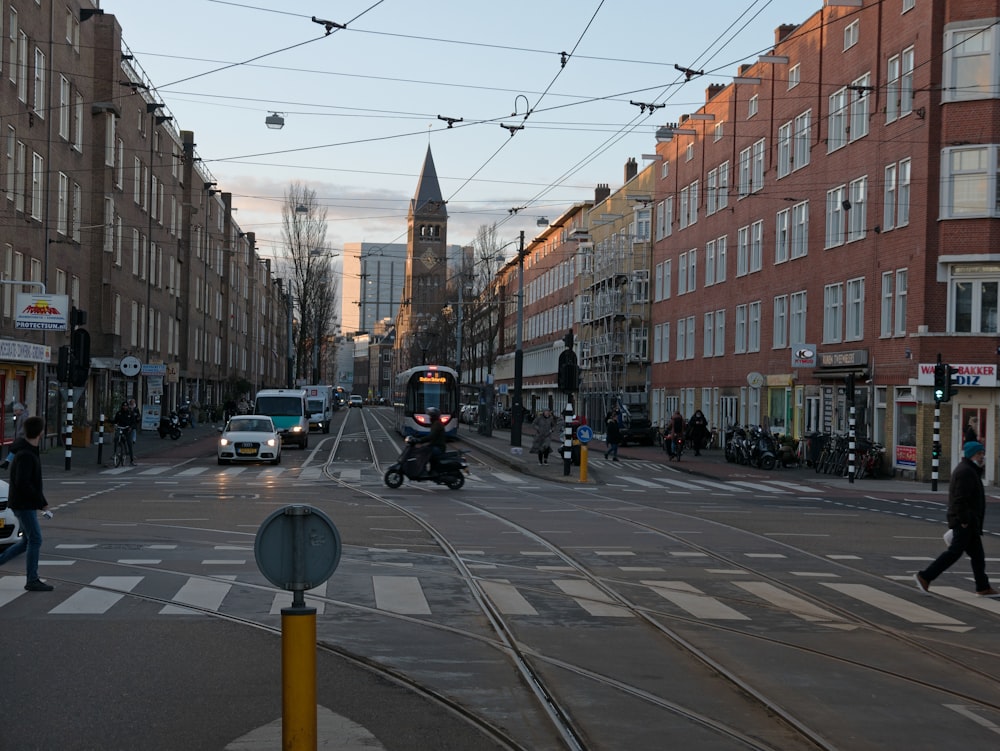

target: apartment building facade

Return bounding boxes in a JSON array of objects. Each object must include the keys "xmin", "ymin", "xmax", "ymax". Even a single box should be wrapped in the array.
[
  {"xmin": 0, "ymin": 2, "xmax": 288, "ymax": 442},
  {"xmin": 651, "ymin": 0, "xmax": 1000, "ymax": 482}
]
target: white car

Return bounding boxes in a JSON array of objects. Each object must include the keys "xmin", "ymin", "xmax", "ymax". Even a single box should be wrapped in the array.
[
  {"xmin": 217, "ymin": 415, "xmax": 282, "ymax": 465},
  {"xmin": 0, "ymin": 479, "xmax": 22, "ymax": 552},
  {"xmin": 349, "ymin": 395, "xmax": 364, "ymax": 408}
]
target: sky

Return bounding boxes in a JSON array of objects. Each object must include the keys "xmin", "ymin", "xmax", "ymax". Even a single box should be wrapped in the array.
[{"xmin": 103, "ymin": 0, "xmax": 820, "ymax": 262}]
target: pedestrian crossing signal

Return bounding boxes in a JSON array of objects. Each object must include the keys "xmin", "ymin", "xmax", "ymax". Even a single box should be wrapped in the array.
[{"xmin": 933, "ymin": 363, "xmax": 947, "ymax": 402}]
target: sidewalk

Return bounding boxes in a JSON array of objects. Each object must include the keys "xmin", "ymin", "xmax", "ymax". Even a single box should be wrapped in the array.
[{"xmin": 457, "ymin": 423, "xmax": 947, "ymax": 496}]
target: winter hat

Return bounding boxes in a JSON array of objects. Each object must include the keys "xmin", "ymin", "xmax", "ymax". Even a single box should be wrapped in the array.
[{"xmin": 964, "ymin": 441, "xmax": 985, "ymax": 459}]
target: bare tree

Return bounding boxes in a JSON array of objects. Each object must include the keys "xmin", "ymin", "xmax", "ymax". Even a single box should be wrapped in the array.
[
  {"xmin": 461, "ymin": 223, "xmax": 507, "ymax": 384},
  {"xmin": 280, "ymin": 183, "xmax": 339, "ymax": 383}
]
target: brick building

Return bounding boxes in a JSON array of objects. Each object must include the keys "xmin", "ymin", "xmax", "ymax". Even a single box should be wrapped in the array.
[{"xmin": 650, "ymin": 0, "xmax": 1000, "ymax": 482}]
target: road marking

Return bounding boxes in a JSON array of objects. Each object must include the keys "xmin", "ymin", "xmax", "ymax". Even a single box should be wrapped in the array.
[
  {"xmin": 0, "ymin": 576, "xmax": 27, "ymax": 606},
  {"xmin": 372, "ymin": 575, "xmax": 431, "ymax": 614},
  {"xmin": 642, "ymin": 580, "xmax": 749, "ymax": 620},
  {"xmin": 734, "ymin": 581, "xmax": 852, "ymax": 627},
  {"xmin": 729, "ymin": 480, "xmax": 790, "ymax": 494},
  {"xmin": 621, "ymin": 477, "xmax": 662, "ymax": 488},
  {"xmin": 176, "ymin": 467, "xmax": 209, "ymax": 476},
  {"xmin": 160, "ymin": 575, "xmax": 236, "ymax": 614},
  {"xmin": 480, "ymin": 579, "xmax": 538, "ymax": 615},
  {"xmin": 553, "ymin": 580, "xmax": 633, "ymax": 617},
  {"xmin": 821, "ymin": 582, "xmax": 967, "ymax": 628},
  {"xmin": 49, "ymin": 576, "xmax": 142, "ymax": 614}
]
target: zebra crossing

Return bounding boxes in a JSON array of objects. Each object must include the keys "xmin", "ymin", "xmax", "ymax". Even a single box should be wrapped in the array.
[
  {"xmin": 87, "ymin": 458, "xmax": 826, "ymax": 495},
  {"xmin": 5, "ymin": 550, "xmax": 999, "ymax": 630}
]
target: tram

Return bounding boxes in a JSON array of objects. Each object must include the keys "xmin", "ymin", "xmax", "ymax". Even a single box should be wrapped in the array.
[{"xmin": 393, "ymin": 365, "xmax": 460, "ymax": 438}]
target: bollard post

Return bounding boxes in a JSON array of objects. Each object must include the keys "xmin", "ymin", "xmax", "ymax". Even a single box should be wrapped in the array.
[
  {"xmin": 282, "ymin": 602, "xmax": 317, "ymax": 750},
  {"xmin": 580, "ymin": 444, "xmax": 588, "ymax": 482},
  {"xmin": 562, "ymin": 400, "xmax": 574, "ymax": 476},
  {"xmin": 97, "ymin": 412, "xmax": 104, "ymax": 465},
  {"xmin": 65, "ymin": 387, "xmax": 73, "ymax": 471}
]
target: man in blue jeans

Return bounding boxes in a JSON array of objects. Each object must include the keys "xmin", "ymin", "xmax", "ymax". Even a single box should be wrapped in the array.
[{"xmin": 0, "ymin": 416, "xmax": 54, "ymax": 591}]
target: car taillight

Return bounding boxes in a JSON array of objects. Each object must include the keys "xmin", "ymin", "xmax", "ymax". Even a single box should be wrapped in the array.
[{"xmin": 440, "ymin": 414, "xmax": 452, "ymax": 424}]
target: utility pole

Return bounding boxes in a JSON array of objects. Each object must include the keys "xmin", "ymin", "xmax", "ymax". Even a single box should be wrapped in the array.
[{"xmin": 510, "ymin": 231, "xmax": 526, "ymax": 447}]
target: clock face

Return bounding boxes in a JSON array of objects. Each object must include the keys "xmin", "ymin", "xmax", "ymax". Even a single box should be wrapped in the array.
[{"xmin": 420, "ymin": 250, "xmax": 438, "ymax": 269}]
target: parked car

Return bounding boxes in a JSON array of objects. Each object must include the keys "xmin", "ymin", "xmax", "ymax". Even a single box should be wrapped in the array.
[
  {"xmin": 217, "ymin": 415, "xmax": 282, "ymax": 465},
  {"xmin": 620, "ymin": 408, "xmax": 656, "ymax": 446},
  {"xmin": 0, "ymin": 479, "xmax": 22, "ymax": 551}
]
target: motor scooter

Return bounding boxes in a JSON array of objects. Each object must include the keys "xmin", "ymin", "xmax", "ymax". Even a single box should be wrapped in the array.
[
  {"xmin": 158, "ymin": 411, "xmax": 182, "ymax": 440},
  {"xmin": 384, "ymin": 437, "xmax": 469, "ymax": 490},
  {"xmin": 176, "ymin": 403, "xmax": 192, "ymax": 428}
]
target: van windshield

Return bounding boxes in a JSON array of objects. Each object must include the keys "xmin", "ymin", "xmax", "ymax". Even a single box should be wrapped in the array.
[
  {"xmin": 256, "ymin": 396, "xmax": 303, "ymax": 416},
  {"xmin": 307, "ymin": 399, "xmax": 324, "ymax": 412}
]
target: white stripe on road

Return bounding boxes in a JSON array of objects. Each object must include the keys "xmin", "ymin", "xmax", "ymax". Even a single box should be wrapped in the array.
[
  {"xmin": 480, "ymin": 580, "xmax": 538, "ymax": 615},
  {"xmin": 734, "ymin": 581, "xmax": 853, "ymax": 627},
  {"xmin": 642, "ymin": 580, "xmax": 749, "ymax": 620},
  {"xmin": 50, "ymin": 576, "xmax": 142, "ymax": 614},
  {"xmin": 160, "ymin": 575, "xmax": 236, "ymax": 614},
  {"xmin": 372, "ymin": 575, "xmax": 431, "ymax": 614},
  {"xmin": 822, "ymin": 582, "xmax": 967, "ymax": 628},
  {"xmin": 553, "ymin": 580, "xmax": 633, "ymax": 617}
]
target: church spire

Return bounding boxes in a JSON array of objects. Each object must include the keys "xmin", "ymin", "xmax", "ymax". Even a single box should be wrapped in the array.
[{"xmin": 411, "ymin": 145, "xmax": 446, "ymax": 217}]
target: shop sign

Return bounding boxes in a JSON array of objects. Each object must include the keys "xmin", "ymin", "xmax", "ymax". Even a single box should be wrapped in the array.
[
  {"xmin": 14, "ymin": 293, "xmax": 69, "ymax": 330},
  {"xmin": 818, "ymin": 349, "xmax": 868, "ymax": 368},
  {"xmin": 791, "ymin": 344, "xmax": 816, "ymax": 368},
  {"xmin": 916, "ymin": 363, "xmax": 996, "ymax": 388},
  {"xmin": 0, "ymin": 338, "xmax": 51, "ymax": 363}
]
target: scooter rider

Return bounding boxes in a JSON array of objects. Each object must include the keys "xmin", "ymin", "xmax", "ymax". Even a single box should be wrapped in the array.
[{"xmin": 417, "ymin": 406, "xmax": 447, "ymax": 473}]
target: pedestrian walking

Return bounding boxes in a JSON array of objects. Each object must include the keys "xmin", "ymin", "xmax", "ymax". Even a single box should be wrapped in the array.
[
  {"xmin": 1, "ymin": 401, "xmax": 28, "ymax": 469},
  {"xmin": 915, "ymin": 441, "xmax": 999, "ymax": 597},
  {"xmin": 964, "ymin": 415, "xmax": 979, "ymax": 444},
  {"xmin": 128, "ymin": 398, "xmax": 140, "ymax": 444},
  {"xmin": 687, "ymin": 409, "xmax": 709, "ymax": 456},
  {"xmin": 0, "ymin": 416, "xmax": 54, "ymax": 591},
  {"xmin": 530, "ymin": 408, "xmax": 558, "ymax": 464},
  {"xmin": 604, "ymin": 410, "xmax": 621, "ymax": 461}
]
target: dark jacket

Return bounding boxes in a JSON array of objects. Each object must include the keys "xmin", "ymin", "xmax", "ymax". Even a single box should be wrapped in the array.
[
  {"xmin": 687, "ymin": 412, "xmax": 709, "ymax": 442},
  {"xmin": 421, "ymin": 419, "xmax": 447, "ymax": 452},
  {"xmin": 114, "ymin": 407, "xmax": 134, "ymax": 429},
  {"xmin": 8, "ymin": 439, "xmax": 46, "ymax": 511},
  {"xmin": 948, "ymin": 457, "xmax": 986, "ymax": 534},
  {"xmin": 606, "ymin": 418, "xmax": 622, "ymax": 444}
]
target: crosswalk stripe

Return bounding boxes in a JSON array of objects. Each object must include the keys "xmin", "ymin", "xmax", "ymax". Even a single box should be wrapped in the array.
[
  {"xmin": 488, "ymin": 472, "xmax": 527, "ymax": 484},
  {"xmin": 922, "ymin": 585, "xmax": 1000, "ymax": 614},
  {"xmin": 0, "ymin": 576, "xmax": 27, "ymax": 606},
  {"xmin": 734, "ymin": 581, "xmax": 850, "ymax": 626},
  {"xmin": 642, "ymin": 580, "xmax": 749, "ymax": 620},
  {"xmin": 336, "ymin": 468, "xmax": 360, "ymax": 482},
  {"xmin": 621, "ymin": 476, "xmax": 662, "ymax": 488},
  {"xmin": 480, "ymin": 580, "xmax": 538, "ymax": 615},
  {"xmin": 768, "ymin": 480, "xmax": 826, "ymax": 494},
  {"xmin": 50, "ymin": 576, "xmax": 142, "ymax": 614},
  {"xmin": 176, "ymin": 467, "xmax": 210, "ymax": 476},
  {"xmin": 160, "ymin": 576, "xmax": 235, "ymax": 614},
  {"xmin": 652, "ymin": 477, "xmax": 713, "ymax": 491},
  {"xmin": 372, "ymin": 575, "xmax": 431, "ymax": 614},
  {"xmin": 728, "ymin": 480, "xmax": 790, "ymax": 494},
  {"xmin": 553, "ymin": 580, "xmax": 633, "ymax": 617},
  {"xmin": 821, "ymin": 582, "xmax": 966, "ymax": 627}
]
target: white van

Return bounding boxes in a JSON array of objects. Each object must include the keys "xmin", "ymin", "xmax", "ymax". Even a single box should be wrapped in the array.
[
  {"xmin": 303, "ymin": 385, "xmax": 333, "ymax": 434},
  {"xmin": 253, "ymin": 389, "xmax": 309, "ymax": 449}
]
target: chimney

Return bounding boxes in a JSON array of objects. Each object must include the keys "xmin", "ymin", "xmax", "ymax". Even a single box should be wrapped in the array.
[
  {"xmin": 624, "ymin": 157, "xmax": 637, "ymax": 183},
  {"xmin": 739, "ymin": 63, "xmax": 753, "ymax": 76},
  {"xmin": 775, "ymin": 24, "xmax": 798, "ymax": 44},
  {"xmin": 595, "ymin": 183, "xmax": 611, "ymax": 203},
  {"xmin": 706, "ymin": 84, "xmax": 725, "ymax": 102}
]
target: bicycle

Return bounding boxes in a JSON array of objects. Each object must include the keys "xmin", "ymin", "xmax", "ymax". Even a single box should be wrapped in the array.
[{"xmin": 112, "ymin": 426, "xmax": 130, "ymax": 467}]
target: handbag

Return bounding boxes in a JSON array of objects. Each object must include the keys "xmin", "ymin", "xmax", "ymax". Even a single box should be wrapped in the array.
[{"xmin": 943, "ymin": 528, "xmax": 954, "ymax": 546}]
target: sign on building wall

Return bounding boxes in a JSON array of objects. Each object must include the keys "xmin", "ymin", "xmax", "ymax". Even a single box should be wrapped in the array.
[
  {"xmin": 14, "ymin": 293, "xmax": 70, "ymax": 331},
  {"xmin": 917, "ymin": 363, "xmax": 997, "ymax": 388}
]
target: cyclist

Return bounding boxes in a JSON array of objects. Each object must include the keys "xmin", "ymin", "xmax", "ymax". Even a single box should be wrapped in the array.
[{"xmin": 113, "ymin": 401, "xmax": 136, "ymax": 466}]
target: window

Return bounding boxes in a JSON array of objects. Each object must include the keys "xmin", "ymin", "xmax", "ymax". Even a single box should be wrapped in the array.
[
  {"xmin": 678, "ymin": 180, "xmax": 698, "ymax": 228},
  {"xmin": 58, "ymin": 76, "xmax": 70, "ymax": 140},
  {"xmin": 887, "ymin": 47, "xmax": 915, "ymax": 122},
  {"xmin": 884, "ymin": 163, "xmax": 897, "ymax": 231},
  {"xmin": 895, "ymin": 268, "xmax": 908, "ymax": 335},
  {"xmin": 881, "ymin": 271, "xmax": 894, "ymax": 337},
  {"xmin": 707, "ymin": 167, "xmax": 718, "ymax": 214},
  {"xmin": 715, "ymin": 235, "xmax": 727, "ymax": 283},
  {"xmin": 828, "ymin": 88, "xmax": 848, "ymax": 151},
  {"xmin": 65, "ymin": 7, "xmax": 80, "ymax": 51},
  {"xmin": 775, "ymin": 208, "xmax": 790, "ymax": 263},
  {"xmin": 737, "ymin": 226, "xmax": 749, "ymax": 276},
  {"xmin": 32, "ymin": 47, "xmax": 45, "ymax": 117},
  {"xmin": 752, "ymin": 138, "xmax": 765, "ymax": 193},
  {"xmin": 7, "ymin": 9, "xmax": 16, "ymax": 85},
  {"xmin": 903, "ymin": 0, "xmax": 915, "ymax": 11},
  {"xmin": 30, "ymin": 152, "xmax": 42, "ymax": 219},
  {"xmin": 950, "ymin": 266, "xmax": 1000, "ymax": 333},
  {"xmin": 774, "ymin": 295, "xmax": 788, "ymax": 348},
  {"xmin": 656, "ymin": 197, "xmax": 673, "ymax": 239},
  {"xmin": 714, "ymin": 309, "xmax": 725, "ymax": 355},
  {"xmin": 824, "ymin": 283, "xmax": 844, "ymax": 343},
  {"xmin": 898, "ymin": 158, "xmax": 911, "ymax": 226},
  {"xmin": 846, "ymin": 277, "xmax": 865, "ymax": 341},
  {"xmin": 748, "ymin": 94, "xmax": 758, "ymax": 118},
  {"xmin": 788, "ymin": 63, "xmax": 800, "ymax": 89},
  {"xmin": 790, "ymin": 291, "xmax": 807, "ymax": 344},
  {"xmin": 677, "ymin": 317, "xmax": 688, "ymax": 360},
  {"xmin": 941, "ymin": 145, "xmax": 999, "ymax": 218},
  {"xmin": 792, "ymin": 201, "xmax": 809, "ymax": 258},
  {"xmin": 748, "ymin": 301, "xmax": 761, "ymax": 352},
  {"xmin": 706, "ymin": 239, "xmax": 716, "ymax": 285},
  {"xmin": 848, "ymin": 176, "xmax": 867, "ymax": 242},
  {"xmin": 57, "ymin": 172, "xmax": 68, "ymax": 234},
  {"xmin": 713, "ymin": 121, "xmax": 724, "ymax": 142},
  {"xmin": 687, "ymin": 249, "xmax": 697, "ymax": 292},
  {"xmin": 777, "ymin": 122, "xmax": 792, "ymax": 178},
  {"xmin": 825, "ymin": 186, "xmax": 846, "ymax": 248},
  {"xmin": 717, "ymin": 161, "xmax": 729, "ymax": 210},
  {"xmin": 739, "ymin": 146, "xmax": 751, "ymax": 197},
  {"xmin": 5, "ymin": 126, "xmax": 12, "ymax": 200},
  {"xmin": 844, "ymin": 19, "xmax": 859, "ymax": 50},
  {"xmin": 943, "ymin": 24, "xmax": 999, "ymax": 102},
  {"xmin": 794, "ymin": 110, "xmax": 811, "ymax": 169},
  {"xmin": 16, "ymin": 31, "xmax": 27, "ymax": 103},
  {"xmin": 750, "ymin": 220, "xmax": 763, "ymax": 272},
  {"xmin": 72, "ymin": 182, "xmax": 81, "ymax": 242},
  {"xmin": 849, "ymin": 73, "xmax": 871, "ymax": 140},
  {"xmin": 73, "ymin": 94, "xmax": 83, "ymax": 151},
  {"xmin": 735, "ymin": 304, "xmax": 747, "ymax": 354},
  {"xmin": 685, "ymin": 142, "xmax": 694, "ymax": 162},
  {"xmin": 704, "ymin": 312, "xmax": 714, "ymax": 357},
  {"xmin": 678, "ymin": 252, "xmax": 688, "ymax": 295},
  {"xmin": 686, "ymin": 316, "xmax": 695, "ymax": 359}
]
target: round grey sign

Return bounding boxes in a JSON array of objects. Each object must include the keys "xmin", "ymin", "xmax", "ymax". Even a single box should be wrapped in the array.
[
  {"xmin": 255, "ymin": 505, "xmax": 341, "ymax": 592},
  {"xmin": 119, "ymin": 355, "xmax": 141, "ymax": 377}
]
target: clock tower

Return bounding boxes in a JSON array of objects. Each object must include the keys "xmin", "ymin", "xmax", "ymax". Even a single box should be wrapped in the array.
[{"xmin": 397, "ymin": 146, "xmax": 449, "ymax": 367}]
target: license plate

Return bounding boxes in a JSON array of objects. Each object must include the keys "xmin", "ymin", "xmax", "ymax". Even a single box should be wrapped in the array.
[
  {"xmin": 238, "ymin": 447, "xmax": 256, "ymax": 455},
  {"xmin": 0, "ymin": 519, "xmax": 4, "ymax": 528}
]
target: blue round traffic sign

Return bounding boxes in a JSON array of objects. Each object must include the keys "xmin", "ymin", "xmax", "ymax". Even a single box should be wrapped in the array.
[{"xmin": 576, "ymin": 425, "xmax": 594, "ymax": 443}]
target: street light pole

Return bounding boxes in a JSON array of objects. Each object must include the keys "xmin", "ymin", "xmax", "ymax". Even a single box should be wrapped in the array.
[{"xmin": 510, "ymin": 230, "xmax": 525, "ymax": 447}]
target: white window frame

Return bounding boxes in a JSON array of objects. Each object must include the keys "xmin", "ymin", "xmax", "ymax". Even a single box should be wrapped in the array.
[
  {"xmin": 884, "ymin": 163, "xmax": 897, "ymax": 231},
  {"xmin": 791, "ymin": 201, "xmax": 809, "ymax": 259},
  {"xmin": 848, "ymin": 176, "xmax": 867, "ymax": 242},
  {"xmin": 823, "ymin": 283, "xmax": 844, "ymax": 343},
  {"xmin": 774, "ymin": 294, "xmax": 788, "ymax": 348},
  {"xmin": 828, "ymin": 87, "xmax": 848, "ymax": 152},
  {"xmin": 788, "ymin": 63, "xmax": 800, "ymax": 89},
  {"xmin": 940, "ymin": 145, "xmax": 999, "ymax": 219},
  {"xmin": 942, "ymin": 23, "xmax": 999, "ymax": 103},
  {"xmin": 748, "ymin": 301, "xmax": 761, "ymax": 353},
  {"xmin": 737, "ymin": 225, "xmax": 749, "ymax": 277},
  {"xmin": 844, "ymin": 19, "xmax": 859, "ymax": 51},
  {"xmin": 715, "ymin": 235, "xmax": 727, "ymax": 283},
  {"xmin": 777, "ymin": 122, "xmax": 792, "ymax": 178},
  {"xmin": 793, "ymin": 110, "xmax": 811, "ymax": 170},
  {"xmin": 881, "ymin": 270, "xmax": 894, "ymax": 337},
  {"xmin": 849, "ymin": 72, "xmax": 871, "ymax": 141},
  {"xmin": 735, "ymin": 304, "xmax": 747, "ymax": 354},
  {"xmin": 845, "ymin": 277, "xmax": 865, "ymax": 341},
  {"xmin": 825, "ymin": 185, "xmax": 846, "ymax": 248},
  {"xmin": 750, "ymin": 220, "xmax": 763, "ymax": 272},
  {"xmin": 775, "ymin": 208, "xmax": 790, "ymax": 264},
  {"xmin": 790, "ymin": 291, "xmax": 807, "ymax": 344},
  {"xmin": 895, "ymin": 268, "xmax": 908, "ymax": 335},
  {"xmin": 748, "ymin": 94, "xmax": 758, "ymax": 119},
  {"xmin": 714, "ymin": 309, "xmax": 725, "ymax": 356}
]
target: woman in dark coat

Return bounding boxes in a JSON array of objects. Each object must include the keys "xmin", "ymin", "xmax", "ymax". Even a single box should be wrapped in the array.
[
  {"xmin": 687, "ymin": 410, "xmax": 709, "ymax": 456},
  {"xmin": 604, "ymin": 411, "xmax": 622, "ymax": 461}
]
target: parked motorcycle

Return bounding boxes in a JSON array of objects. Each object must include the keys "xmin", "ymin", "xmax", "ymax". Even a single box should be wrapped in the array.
[
  {"xmin": 384, "ymin": 437, "xmax": 469, "ymax": 490},
  {"xmin": 747, "ymin": 425, "xmax": 777, "ymax": 470},
  {"xmin": 725, "ymin": 425, "xmax": 751, "ymax": 465},
  {"xmin": 158, "ymin": 411, "xmax": 182, "ymax": 440},
  {"xmin": 176, "ymin": 403, "xmax": 192, "ymax": 428}
]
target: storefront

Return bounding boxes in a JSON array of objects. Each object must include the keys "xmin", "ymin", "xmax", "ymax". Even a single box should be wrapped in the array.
[{"xmin": 0, "ymin": 338, "xmax": 50, "ymax": 449}]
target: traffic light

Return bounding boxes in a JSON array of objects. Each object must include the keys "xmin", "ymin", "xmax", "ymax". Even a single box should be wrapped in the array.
[
  {"xmin": 70, "ymin": 328, "xmax": 91, "ymax": 387},
  {"xmin": 946, "ymin": 364, "xmax": 960, "ymax": 402},
  {"xmin": 845, "ymin": 373, "xmax": 855, "ymax": 402},
  {"xmin": 57, "ymin": 345, "xmax": 71, "ymax": 383},
  {"xmin": 933, "ymin": 363, "xmax": 947, "ymax": 402},
  {"xmin": 558, "ymin": 348, "xmax": 578, "ymax": 393},
  {"xmin": 932, "ymin": 441, "xmax": 941, "ymax": 460}
]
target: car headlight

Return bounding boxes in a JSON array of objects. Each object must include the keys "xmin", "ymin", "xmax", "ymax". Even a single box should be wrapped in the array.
[
  {"xmin": 290, "ymin": 426, "xmax": 304, "ymax": 433},
  {"xmin": 266, "ymin": 438, "xmax": 277, "ymax": 447},
  {"xmin": 220, "ymin": 437, "xmax": 230, "ymax": 447}
]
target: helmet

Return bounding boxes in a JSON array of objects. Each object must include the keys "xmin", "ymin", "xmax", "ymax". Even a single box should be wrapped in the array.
[{"xmin": 426, "ymin": 407, "xmax": 441, "ymax": 419}]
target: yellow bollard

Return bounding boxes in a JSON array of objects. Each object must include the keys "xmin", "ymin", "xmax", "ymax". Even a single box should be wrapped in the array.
[
  {"xmin": 282, "ymin": 606, "xmax": 317, "ymax": 750},
  {"xmin": 580, "ymin": 444, "xmax": 588, "ymax": 482}
]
